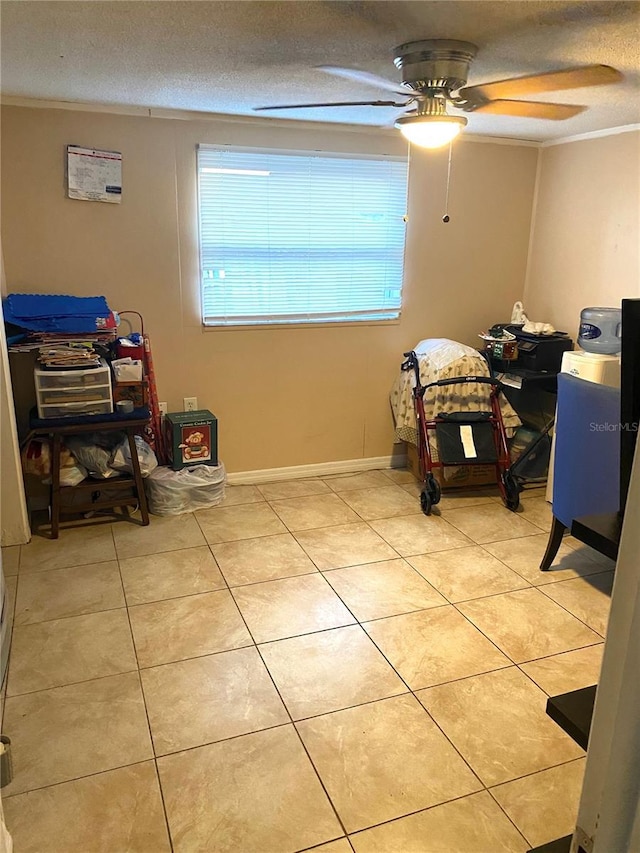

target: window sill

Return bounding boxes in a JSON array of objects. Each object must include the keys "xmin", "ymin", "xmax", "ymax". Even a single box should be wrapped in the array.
[{"xmin": 201, "ymin": 318, "xmax": 402, "ymax": 332}]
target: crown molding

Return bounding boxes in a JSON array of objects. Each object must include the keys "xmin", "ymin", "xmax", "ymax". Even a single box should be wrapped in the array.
[
  {"xmin": 1, "ymin": 95, "xmax": 540, "ymax": 146},
  {"xmin": 541, "ymin": 123, "xmax": 640, "ymax": 147}
]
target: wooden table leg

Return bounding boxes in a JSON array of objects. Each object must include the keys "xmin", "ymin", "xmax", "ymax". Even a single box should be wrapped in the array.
[
  {"xmin": 51, "ymin": 433, "xmax": 62, "ymax": 539},
  {"xmin": 127, "ymin": 428, "xmax": 150, "ymax": 525}
]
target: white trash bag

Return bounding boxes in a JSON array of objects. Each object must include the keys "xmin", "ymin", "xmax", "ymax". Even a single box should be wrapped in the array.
[
  {"xmin": 144, "ymin": 463, "xmax": 226, "ymax": 516},
  {"xmin": 111, "ymin": 435, "xmax": 158, "ymax": 478}
]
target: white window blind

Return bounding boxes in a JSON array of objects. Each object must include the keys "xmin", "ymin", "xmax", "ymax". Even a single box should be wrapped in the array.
[{"xmin": 197, "ymin": 146, "xmax": 408, "ymax": 326}]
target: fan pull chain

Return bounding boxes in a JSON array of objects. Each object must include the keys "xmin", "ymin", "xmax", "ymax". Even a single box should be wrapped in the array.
[{"xmin": 442, "ymin": 141, "xmax": 453, "ymax": 223}]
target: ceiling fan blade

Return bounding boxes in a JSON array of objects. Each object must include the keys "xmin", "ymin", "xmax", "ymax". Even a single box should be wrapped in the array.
[
  {"xmin": 254, "ymin": 100, "xmax": 408, "ymax": 111},
  {"xmin": 460, "ymin": 65, "xmax": 622, "ymax": 102},
  {"xmin": 472, "ymin": 100, "xmax": 586, "ymax": 120},
  {"xmin": 317, "ymin": 65, "xmax": 408, "ymax": 96}
]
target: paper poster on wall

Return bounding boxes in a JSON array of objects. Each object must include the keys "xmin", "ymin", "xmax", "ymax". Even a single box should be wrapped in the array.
[{"xmin": 67, "ymin": 145, "xmax": 122, "ymax": 203}]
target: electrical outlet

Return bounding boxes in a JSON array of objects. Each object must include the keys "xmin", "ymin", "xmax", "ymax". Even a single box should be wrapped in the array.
[
  {"xmin": 183, "ymin": 397, "xmax": 198, "ymax": 412},
  {"xmin": 158, "ymin": 402, "xmax": 168, "ymax": 416}
]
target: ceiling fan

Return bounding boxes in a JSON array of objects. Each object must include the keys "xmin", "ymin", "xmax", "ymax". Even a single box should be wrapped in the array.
[{"xmin": 254, "ymin": 40, "xmax": 622, "ymax": 148}]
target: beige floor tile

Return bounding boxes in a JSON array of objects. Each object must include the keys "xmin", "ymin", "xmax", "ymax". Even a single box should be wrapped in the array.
[
  {"xmin": 369, "ymin": 514, "xmax": 472, "ymax": 558},
  {"xmin": 564, "ymin": 536, "xmax": 617, "ymax": 570},
  {"xmin": 338, "ymin": 485, "xmax": 422, "ymax": 521},
  {"xmin": 129, "ymin": 590, "xmax": 252, "ymax": 667},
  {"xmin": 232, "ymin": 574, "xmax": 355, "ymax": 643},
  {"xmin": 435, "ymin": 489, "xmax": 498, "ymax": 511},
  {"xmin": 295, "ymin": 523, "xmax": 397, "ymax": 571},
  {"xmin": 258, "ymin": 478, "xmax": 332, "ymax": 501},
  {"xmin": 520, "ymin": 644, "xmax": 604, "ymax": 696},
  {"xmin": 157, "ymin": 725, "xmax": 342, "ymax": 853},
  {"xmin": 297, "ymin": 694, "xmax": 481, "ymax": 832},
  {"xmin": 303, "ymin": 840, "xmax": 352, "ymax": 853},
  {"xmin": 517, "ymin": 485, "xmax": 549, "ymax": 499},
  {"xmin": 441, "ymin": 503, "xmax": 541, "ymax": 544},
  {"xmin": 401, "ymin": 481, "xmax": 422, "ymax": 498},
  {"xmin": 541, "ymin": 572, "xmax": 614, "ymax": 636},
  {"xmin": 14, "ymin": 561, "xmax": 124, "ymax": 626},
  {"xmin": 212, "ymin": 533, "xmax": 317, "ymax": 586},
  {"xmin": 491, "ymin": 759, "xmax": 586, "ymax": 848},
  {"xmin": 1, "ymin": 546, "xmax": 20, "ymax": 576},
  {"xmin": 7, "ymin": 608, "xmax": 137, "ymax": 695},
  {"xmin": 417, "ymin": 667, "xmax": 584, "ymax": 786},
  {"xmin": 112, "ymin": 513, "xmax": 206, "ymax": 559},
  {"xmin": 380, "ymin": 467, "xmax": 417, "ymax": 485},
  {"xmin": 260, "ymin": 625, "xmax": 406, "ymax": 719},
  {"xmin": 408, "ymin": 545, "xmax": 530, "ymax": 603},
  {"xmin": 364, "ymin": 606, "xmax": 510, "ymax": 690},
  {"xmin": 195, "ymin": 503, "xmax": 287, "ymax": 544},
  {"xmin": 519, "ymin": 496, "xmax": 553, "ymax": 532},
  {"xmin": 458, "ymin": 587, "xmax": 601, "ymax": 663},
  {"xmin": 484, "ymin": 534, "xmax": 606, "ymax": 585},
  {"xmin": 270, "ymin": 493, "xmax": 360, "ymax": 531},
  {"xmin": 350, "ymin": 790, "xmax": 529, "ymax": 853},
  {"xmin": 119, "ymin": 546, "xmax": 226, "ymax": 605},
  {"xmin": 218, "ymin": 484, "xmax": 265, "ymax": 506},
  {"xmin": 5, "ymin": 575, "xmax": 17, "ymax": 623},
  {"xmin": 324, "ymin": 471, "xmax": 395, "ymax": 492},
  {"xmin": 3, "ymin": 672, "xmax": 153, "ymax": 796},
  {"xmin": 141, "ymin": 647, "xmax": 289, "ymax": 755},
  {"xmin": 3, "ymin": 761, "xmax": 171, "ymax": 853},
  {"xmin": 20, "ymin": 525, "xmax": 116, "ymax": 573},
  {"xmin": 323, "ymin": 559, "xmax": 446, "ymax": 621}
]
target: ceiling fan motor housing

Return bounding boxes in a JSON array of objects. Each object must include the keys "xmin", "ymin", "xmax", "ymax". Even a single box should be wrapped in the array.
[{"xmin": 393, "ymin": 39, "xmax": 477, "ymax": 93}]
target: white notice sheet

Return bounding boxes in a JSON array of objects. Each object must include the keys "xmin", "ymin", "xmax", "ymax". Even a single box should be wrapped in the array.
[{"xmin": 67, "ymin": 145, "xmax": 122, "ymax": 203}]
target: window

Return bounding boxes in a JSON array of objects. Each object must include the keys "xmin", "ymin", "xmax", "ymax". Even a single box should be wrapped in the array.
[{"xmin": 197, "ymin": 146, "xmax": 408, "ymax": 326}]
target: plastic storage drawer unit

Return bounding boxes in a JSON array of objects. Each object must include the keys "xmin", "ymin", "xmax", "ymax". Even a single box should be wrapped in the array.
[{"xmin": 35, "ymin": 359, "xmax": 113, "ymax": 419}]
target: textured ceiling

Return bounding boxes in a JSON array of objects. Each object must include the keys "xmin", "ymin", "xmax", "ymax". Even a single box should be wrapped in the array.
[{"xmin": 1, "ymin": 0, "xmax": 639, "ymax": 141}]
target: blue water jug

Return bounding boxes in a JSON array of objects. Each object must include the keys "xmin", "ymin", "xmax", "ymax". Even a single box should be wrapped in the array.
[{"xmin": 578, "ymin": 307, "xmax": 622, "ymax": 354}]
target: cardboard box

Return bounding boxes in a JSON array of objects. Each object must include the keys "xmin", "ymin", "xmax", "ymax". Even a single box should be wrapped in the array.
[
  {"xmin": 406, "ymin": 441, "xmax": 496, "ymax": 488},
  {"xmin": 113, "ymin": 380, "xmax": 148, "ymax": 409},
  {"xmin": 164, "ymin": 409, "xmax": 218, "ymax": 471}
]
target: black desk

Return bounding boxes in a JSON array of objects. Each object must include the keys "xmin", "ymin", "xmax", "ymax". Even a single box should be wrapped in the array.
[{"xmin": 27, "ymin": 407, "xmax": 151, "ymax": 538}]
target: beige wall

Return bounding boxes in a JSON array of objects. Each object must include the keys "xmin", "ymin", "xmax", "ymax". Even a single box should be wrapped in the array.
[
  {"xmin": 1, "ymin": 105, "xmax": 537, "ymax": 472},
  {"xmin": 525, "ymin": 130, "xmax": 640, "ymax": 339},
  {"xmin": 0, "ymin": 244, "xmax": 30, "ymax": 545}
]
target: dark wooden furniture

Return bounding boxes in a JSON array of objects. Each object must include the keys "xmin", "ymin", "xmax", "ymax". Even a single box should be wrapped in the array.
[
  {"xmin": 620, "ymin": 298, "xmax": 640, "ymax": 512},
  {"xmin": 528, "ymin": 835, "xmax": 572, "ymax": 853},
  {"xmin": 27, "ymin": 407, "xmax": 150, "ymax": 538},
  {"xmin": 546, "ymin": 684, "xmax": 597, "ymax": 751}
]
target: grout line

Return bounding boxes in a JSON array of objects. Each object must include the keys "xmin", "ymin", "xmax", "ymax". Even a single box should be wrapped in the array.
[
  {"xmin": 10, "ymin": 602, "xmax": 128, "ymax": 629},
  {"xmin": 6, "ymin": 471, "xmax": 595, "ymax": 844},
  {"xmin": 484, "ymin": 788, "xmax": 535, "ymax": 848},
  {"xmin": 224, "ymin": 582, "xmax": 351, "ymax": 839},
  {"xmin": 114, "ymin": 538, "xmax": 175, "ymax": 853},
  {"xmin": 17, "ymin": 556, "xmax": 119, "ymax": 576},
  {"xmin": 0, "ymin": 758, "xmax": 159, "ymax": 801},
  {"xmin": 484, "ymin": 754, "xmax": 589, "ymax": 848}
]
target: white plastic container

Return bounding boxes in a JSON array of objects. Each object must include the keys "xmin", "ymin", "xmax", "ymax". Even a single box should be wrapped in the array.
[
  {"xmin": 561, "ymin": 350, "xmax": 620, "ymax": 388},
  {"xmin": 35, "ymin": 359, "xmax": 113, "ymax": 418}
]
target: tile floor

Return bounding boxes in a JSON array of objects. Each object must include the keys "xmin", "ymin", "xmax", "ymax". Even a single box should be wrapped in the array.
[{"xmin": 0, "ymin": 471, "xmax": 615, "ymax": 853}]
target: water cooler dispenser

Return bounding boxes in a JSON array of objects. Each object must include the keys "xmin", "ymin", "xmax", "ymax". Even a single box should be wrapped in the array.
[{"xmin": 546, "ymin": 308, "xmax": 621, "ymax": 501}]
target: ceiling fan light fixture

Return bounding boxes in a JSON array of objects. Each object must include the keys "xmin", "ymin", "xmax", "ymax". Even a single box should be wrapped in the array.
[{"xmin": 395, "ymin": 114, "xmax": 467, "ymax": 148}]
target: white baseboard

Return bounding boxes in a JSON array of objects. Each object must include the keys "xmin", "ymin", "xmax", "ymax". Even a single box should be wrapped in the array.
[{"xmin": 226, "ymin": 454, "xmax": 408, "ymax": 485}]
